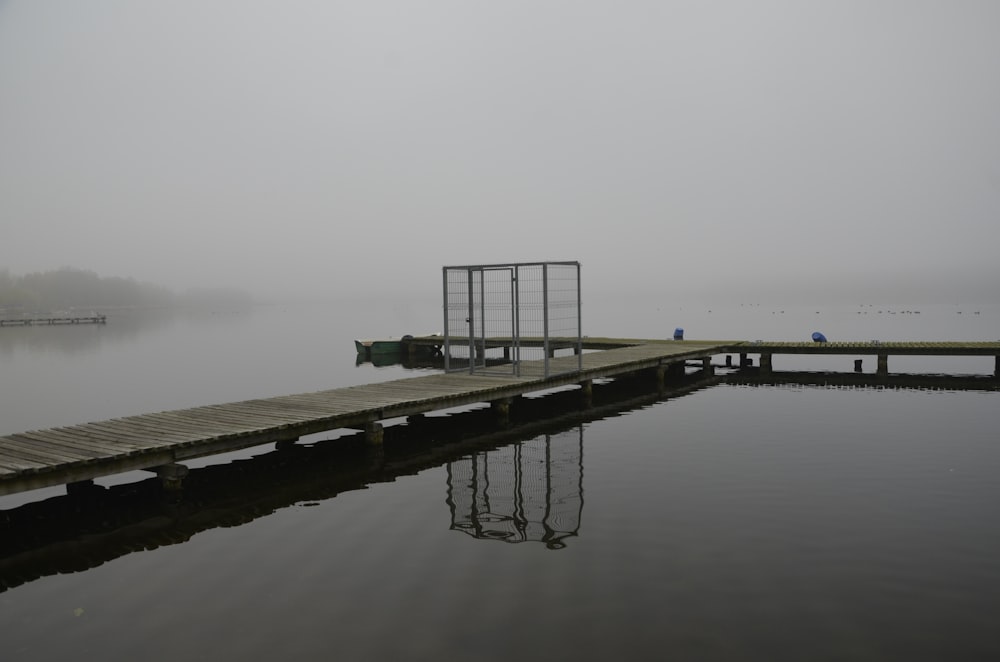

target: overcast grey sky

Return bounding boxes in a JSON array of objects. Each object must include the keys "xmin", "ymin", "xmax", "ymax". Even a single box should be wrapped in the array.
[{"xmin": 1, "ymin": 1, "xmax": 998, "ymax": 303}]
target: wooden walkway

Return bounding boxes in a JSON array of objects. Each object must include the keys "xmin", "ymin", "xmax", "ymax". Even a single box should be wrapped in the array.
[
  {"xmin": 3, "ymin": 337, "xmax": 999, "ymax": 497},
  {"xmin": 0, "ymin": 315, "xmax": 107, "ymax": 327},
  {"xmin": 0, "ymin": 341, "xmax": 726, "ymax": 496}
]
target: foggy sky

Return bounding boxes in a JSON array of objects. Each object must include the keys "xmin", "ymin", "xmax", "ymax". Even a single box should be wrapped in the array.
[{"xmin": 2, "ymin": 1, "xmax": 998, "ymax": 304}]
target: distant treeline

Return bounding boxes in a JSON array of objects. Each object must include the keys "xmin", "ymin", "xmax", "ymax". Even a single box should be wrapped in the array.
[{"xmin": 0, "ymin": 268, "xmax": 253, "ymax": 311}]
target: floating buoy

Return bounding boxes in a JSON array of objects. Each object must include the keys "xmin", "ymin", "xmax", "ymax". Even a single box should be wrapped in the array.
[{"xmin": 812, "ymin": 331, "xmax": 827, "ymax": 343}]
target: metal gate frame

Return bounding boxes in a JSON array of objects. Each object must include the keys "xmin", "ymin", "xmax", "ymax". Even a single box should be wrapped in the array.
[{"xmin": 442, "ymin": 261, "xmax": 582, "ymax": 378}]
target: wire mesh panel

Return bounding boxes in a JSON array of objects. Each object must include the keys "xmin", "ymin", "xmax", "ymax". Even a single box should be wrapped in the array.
[
  {"xmin": 442, "ymin": 261, "xmax": 581, "ymax": 377},
  {"xmin": 445, "ymin": 428, "xmax": 584, "ymax": 549}
]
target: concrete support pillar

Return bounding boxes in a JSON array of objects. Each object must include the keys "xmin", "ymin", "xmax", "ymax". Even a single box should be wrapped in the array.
[
  {"xmin": 760, "ymin": 354, "xmax": 772, "ymax": 375},
  {"xmin": 491, "ymin": 397, "xmax": 512, "ymax": 426},
  {"xmin": 156, "ymin": 463, "xmax": 190, "ymax": 491},
  {"xmin": 656, "ymin": 366, "xmax": 666, "ymax": 391},
  {"xmin": 995, "ymin": 355, "xmax": 999, "ymax": 378},
  {"xmin": 854, "ymin": 359, "xmax": 863, "ymax": 373},
  {"xmin": 580, "ymin": 379, "xmax": 593, "ymax": 407},
  {"xmin": 877, "ymin": 354, "xmax": 889, "ymax": 376},
  {"xmin": 365, "ymin": 421, "xmax": 384, "ymax": 445},
  {"xmin": 740, "ymin": 353, "xmax": 752, "ymax": 367},
  {"xmin": 702, "ymin": 356, "xmax": 714, "ymax": 375},
  {"xmin": 725, "ymin": 355, "xmax": 734, "ymax": 368}
]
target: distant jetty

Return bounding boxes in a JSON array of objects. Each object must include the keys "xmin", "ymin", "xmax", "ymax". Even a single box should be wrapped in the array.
[{"xmin": 0, "ymin": 314, "xmax": 107, "ymax": 327}]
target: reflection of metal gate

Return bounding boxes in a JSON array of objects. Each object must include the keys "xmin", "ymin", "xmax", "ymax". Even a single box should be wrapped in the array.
[
  {"xmin": 443, "ymin": 261, "xmax": 582, "ymax": 378},
  {"xmin": 445, "ymin": 427, "xmax": 584, "ymax": 549}
]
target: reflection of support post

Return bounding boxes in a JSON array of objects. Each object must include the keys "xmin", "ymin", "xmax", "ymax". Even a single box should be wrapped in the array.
[
  {"xmin": 579, "ymin": 379, "xmax": 593, "ymax": 408},
  {"xmin": 365, "ymin": 421, "xmax": 384, "ymax": 445},
  {"xmin": 66, "ymin": 479, "xmax": 97, "ymax": 495},
  {"xmin": 760, "ymin": 353, "xmax": 772, "ymax": 375},
  {"xmin": 156, "ymin": 463, "xmax": 190, "ymax": 491},
  {"xmin": 492, "ymin": 398, "xmax": 512, "ymax": 426},
  {"xmin": 877, "ymin": 354, "xmax": 889, "ymax": 376}
]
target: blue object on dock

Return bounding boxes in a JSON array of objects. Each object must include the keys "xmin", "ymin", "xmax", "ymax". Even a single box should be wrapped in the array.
[
  {"xmin": 812, "ymin": 332, "xmax": 827, "ymax": 343},
  {"xmin": 673, "ymin": 328, "xmax": 684, "ymax": 340}
]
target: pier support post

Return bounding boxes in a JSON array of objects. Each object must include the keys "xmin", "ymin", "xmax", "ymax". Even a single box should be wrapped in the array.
[
  {"xmin": 995, "ymin": 355, "xmax": 999, "ymax": 378},
  {"xmin": 667, "ymin": 362, "xmax": 684, "ymax": 381},
  {"xmin": 156, "ymin": 463, "xmax": 189, "ymax": 491},
  {"xmin": 579, "ymin": 379, "xmax": 593, "ymax": 407},
  {"xmin": 739, "ymin": 353, "xmax": 753, "ymax": 368},
  {"xmin": 854, "ymin": 359, "xmax": 864, "ymax": 373},
  {"xmin": 760, "ymin": 354, "xmax": 772, "ymax": 375},
  {"xmin": 702, "ymin": 356, "xmax": 714, "ymax": 376},
  {"xmin": 877, "ymin": 354, "xmax": 889, "ymax": 376},
  {"xmin": 491, "ymin": 398, "xmax": 513, "ymax": 426},
  {"xmin": 365, "ymin": 421, "xmax": 384, "ymax": 445}
]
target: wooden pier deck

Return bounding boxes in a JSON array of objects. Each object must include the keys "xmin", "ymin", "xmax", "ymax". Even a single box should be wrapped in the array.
[
  {"xmin": 0, "ymin": 315, "xmax": 107, "ymax": 327},
  {"xmin": 2, "ymin": 337, "xmax": 998, "ymax": 497},
  {"xmin": 0, "ymin": 341, "xmax": 726, "ymax": 496}
]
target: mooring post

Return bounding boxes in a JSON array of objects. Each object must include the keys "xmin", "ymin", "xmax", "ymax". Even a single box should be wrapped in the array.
[
  {"xmin": 156, "ymin": 463, "xmax": 190, "ymax": 491},
  {"xmin": 760, "ymin": 353, "xmax": 772, "ymax": 375},
  {"xmin": 365, "ymin": 421, "xmax": 384, "ymax": 445},
  {"xmin": 877, "ymin": 354, "xmax": 889, "ymax": 376},
  {"xmin": 491, "ymin": 397, "xmax": 512, "ymax": 426}
]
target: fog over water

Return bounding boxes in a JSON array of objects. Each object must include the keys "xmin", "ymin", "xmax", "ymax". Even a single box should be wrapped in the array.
[{"xmin": 2, "ymin": 1, "xmax": 999, "ymax": 304}]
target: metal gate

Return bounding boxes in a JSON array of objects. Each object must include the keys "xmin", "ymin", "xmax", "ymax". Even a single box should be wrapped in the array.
[{"xmin": 442, "ymin": 261, "xmax": 581, "ymax": 378}]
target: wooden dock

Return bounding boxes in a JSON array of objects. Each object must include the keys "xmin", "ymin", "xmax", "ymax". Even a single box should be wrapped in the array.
[
  {"xmin": 0, "ymin": 315, "xmax": 107, "ymax": 327},
  {"xmin": 2, "ymin": 337, "xmax": 998, "ymax": 497}
]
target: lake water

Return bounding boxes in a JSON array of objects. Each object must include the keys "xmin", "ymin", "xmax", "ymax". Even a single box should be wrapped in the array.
[{"xmin": 1, "ymin": 297, "xmax": 998, "ymax": 661}]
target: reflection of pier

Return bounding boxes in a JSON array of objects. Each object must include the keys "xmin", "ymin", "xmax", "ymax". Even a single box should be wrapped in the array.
[
  {"xmin": 3, "ymin": 369, "xmax": 995, "ymax": 592},
  {"xmin": 446, "ymin": 429, "xmax": 583, "ymax": 549},
  {"xmin": 0, "ymin": 369, "xmax": 718, "ymax": 592}
]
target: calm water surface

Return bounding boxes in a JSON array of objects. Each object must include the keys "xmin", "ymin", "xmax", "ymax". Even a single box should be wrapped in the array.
[{"xmin": 1, "ymin": 298, "xmax": 998, "ymax": 660}]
